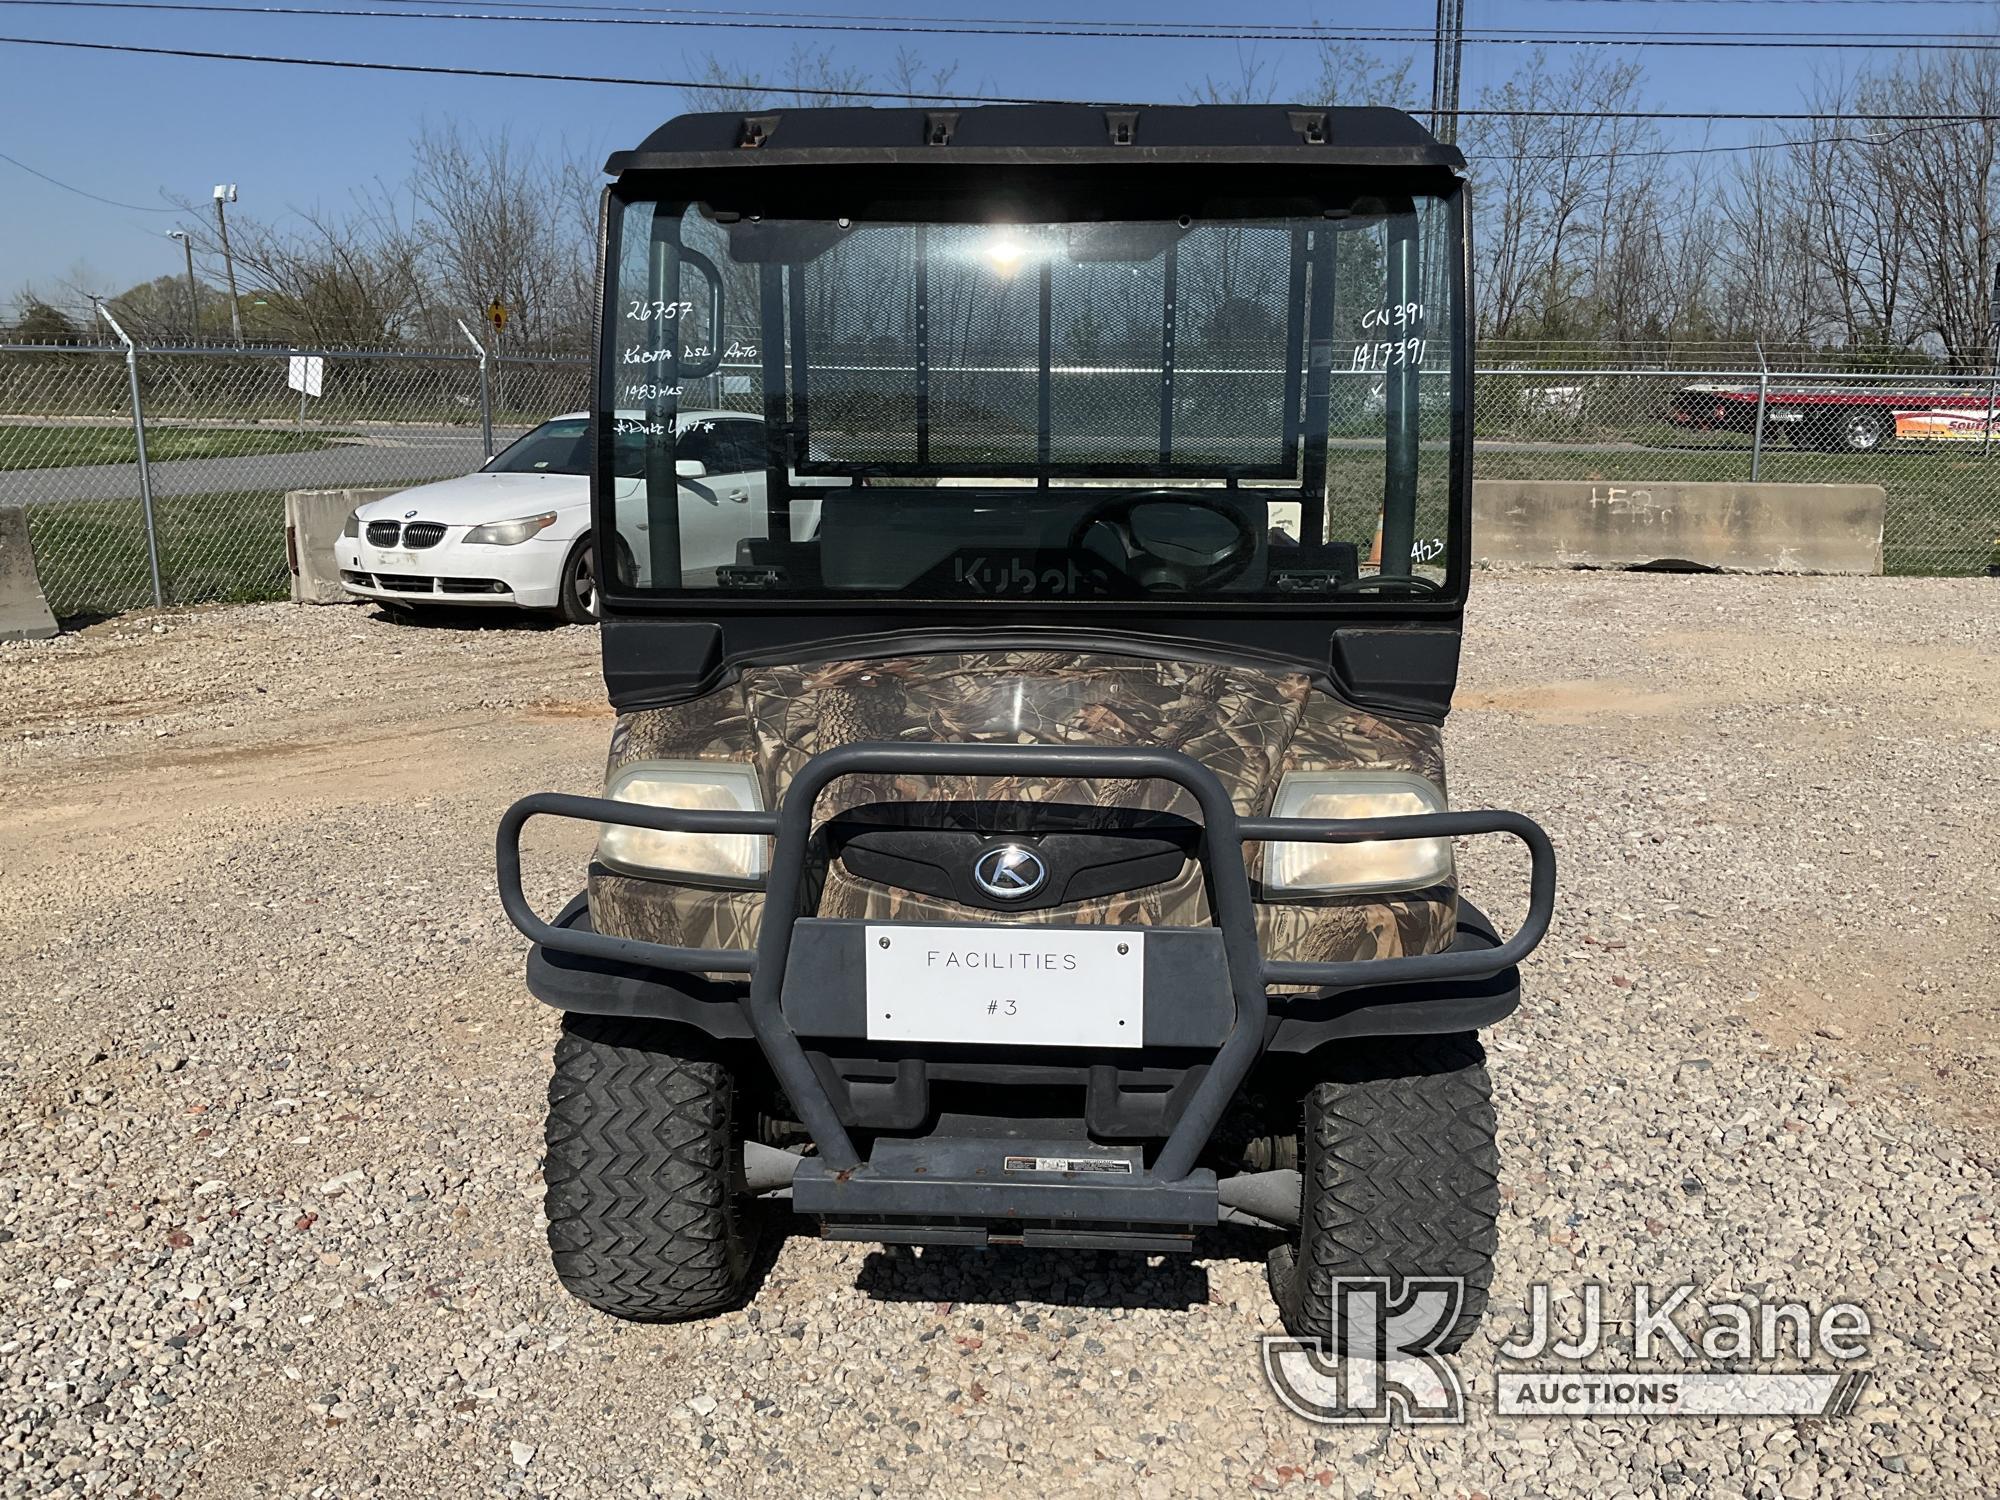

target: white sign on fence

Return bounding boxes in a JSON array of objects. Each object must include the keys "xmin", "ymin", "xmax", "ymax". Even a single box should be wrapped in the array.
[{"xmin": 286, "ymin": 355, "xmax": 325, "ymax": 398}]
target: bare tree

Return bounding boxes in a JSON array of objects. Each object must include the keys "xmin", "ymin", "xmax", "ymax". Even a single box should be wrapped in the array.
[
  {"xmin": 884, "ymin": 45, "xmax": 960, "ymax": 103},
  {"xmin": 168, "ymin": 187, "xmax": 426, "ymax": 346},
  {"xmin": 1191, "ymin": 49, "xmax": 1279, "ymax": 105},
  {"xmin": 1193, "ymin": 39, "xmax": 1411, "ymax": 110},
  {"xmin": 406, "ymin": 122, "xmax": 599, "ymax": 352},
  {"xmin": 1860, "ymin": 55, "xmax": 2000, "ymax": 364},
  {"xmin": 1715, "ymin": 143, "xmax": 1813, "ymax": 343},
  {"xmin": 1704, "ymin": 49, "xmax": 1998, "ymax": 362},
  {"xmin": 1464, "ymin": 53, "xmax": 1656, "ymax": 340},
  {"xmin": 679, "ymin": 47, "xmax": 875, "ymax": 112},
  {"xmin": 1313, "ymin": 40, "xmax": 1414, "ymax": 110},
  {"xmin": 71, "ymin": 41, "xmax": 1973, "ymax": 367}
]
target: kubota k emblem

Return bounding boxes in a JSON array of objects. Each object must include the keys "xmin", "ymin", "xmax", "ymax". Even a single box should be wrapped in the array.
[{"xmin": 972, "ymin": 844, "xmax": 1047, "ymax": 901}]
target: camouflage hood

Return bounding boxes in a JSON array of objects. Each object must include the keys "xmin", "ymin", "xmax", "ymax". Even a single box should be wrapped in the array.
[
  {"xmin": 594, "ymin": 650, "xmax": 1458, "ymax": 969},
  {"xmin": 607, "ymin": 650, "xmax": 1447, "ymax": 820}
]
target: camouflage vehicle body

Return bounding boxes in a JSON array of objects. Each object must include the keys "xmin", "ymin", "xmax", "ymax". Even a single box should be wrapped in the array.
[
  {"xmin": 591, "ymin": 650, "xmax": 1456, "ymax": 965},
  {"xmin": 496, "ymin": 103, "xmax": 1558, "ymax": 1343}
]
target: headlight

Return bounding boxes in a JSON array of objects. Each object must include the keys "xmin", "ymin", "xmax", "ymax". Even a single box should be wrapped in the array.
[
  {"xmin": 597, "ymin": 760, "xmax": 766, "ymax": 882},
  {"xmin": 1263, "ymin": 772, "xmax": 1453, "ymax": 895},
  {"xmin": 463, "ymin": 512, "xmax": 558, "ymax": 546},
  {"xmin": 342, "ymin": 510, "xmax": 360, "ymax": 539}
]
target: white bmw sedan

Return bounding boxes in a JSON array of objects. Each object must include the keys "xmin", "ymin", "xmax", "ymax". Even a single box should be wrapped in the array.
[{"xmin": 333, "ymin": 409, "xmax": 781, "ymax": 623}]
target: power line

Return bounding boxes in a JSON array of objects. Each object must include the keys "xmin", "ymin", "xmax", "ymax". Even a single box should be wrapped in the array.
[
  {"xmin": 0, "ymin": 148, "xmax": 180, "ymax": 212},
  {"xmin": 7, "ymin": 31, "xmax": 2000, "ymax": 144},
  {"xmin": 369, "ymin": 0, "xmax": 1318, "ymax": 20},
  {"xmin": 7, "ymin": 0, "xmax": 2000, "ymax": 48},
  {"xmin": 1488, "ymin": 115, "xmax": 1986, "ymax": 164},
  {"xmin": 365, "ymin": 0, "xmax": 2000, "ymax": 23},
  {"xmin": 1518, "ymin": 0, "xmax": 1994, "ymax": 6},
  {"xmin": 369, "ymin": 0, "xmax": 2000, "ymax": 39},
  {"xmin": 0, "ymin": 32, "xmax": 1081, "ymax": 96},
  {"xmin": 1431, "ymin": 0, "xmax": 1465, "ymax": 145},
  {"xmin": 1432, "ymin": 108, "xmax": 2000, "ymax": 121}
]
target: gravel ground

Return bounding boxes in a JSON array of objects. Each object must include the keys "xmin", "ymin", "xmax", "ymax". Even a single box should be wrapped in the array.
[{"xmin": 1, "ymin": 576, "xmax": 1995, "ymax": 1499}]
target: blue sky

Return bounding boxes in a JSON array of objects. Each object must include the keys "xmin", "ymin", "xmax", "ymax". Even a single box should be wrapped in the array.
[{"xmin": 0, "ymin": 0, "xmax": 1979, "ymax": 302}]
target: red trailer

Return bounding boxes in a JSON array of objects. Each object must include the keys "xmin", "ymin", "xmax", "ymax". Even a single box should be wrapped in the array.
[{"xmin": 1670, "ymin": 382, "xmax": 1996, "ymax": 452}]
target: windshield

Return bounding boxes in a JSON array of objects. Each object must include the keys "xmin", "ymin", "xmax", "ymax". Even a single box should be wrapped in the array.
[
  {"xmin": 486, "ymin": 417, "xmax": 591, "ymax": 475},
  {"xmin": 599, "ymin": 190, "xmax": 1461, "ymax": 602},
  {"xmin": 491, "ymin": 413, "xmax": 679, "ymax": 481}
]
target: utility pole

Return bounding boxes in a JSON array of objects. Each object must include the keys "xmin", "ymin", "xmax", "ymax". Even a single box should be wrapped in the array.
[
  {"xmin": 212, "ymin": 183, "xmax": 244, "ymax": 344},
  {"xmin": 1430, "ymin": 0, "xmax": 1466, "ymax": 145},
  {"xmin": 167, "ymin": 230, "xmax": 198, "ymax": 340}
]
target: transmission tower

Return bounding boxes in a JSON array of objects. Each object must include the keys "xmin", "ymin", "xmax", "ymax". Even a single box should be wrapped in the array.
[{"xmin": 1431, "ymin": 0, "xmax": 1466, "ymax": 145}]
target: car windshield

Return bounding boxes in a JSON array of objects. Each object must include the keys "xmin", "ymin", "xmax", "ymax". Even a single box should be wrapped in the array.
[
  {"xmin": 489, "ymin": 414, "xmax": 670, "ymax": 481},
  {"xmin": 486, "ymin": 417, "xmax": 591, "ymax": 475},
  {"xmin": 600, "ymin": 190, "xmax": 1461, "ymax": 602}
]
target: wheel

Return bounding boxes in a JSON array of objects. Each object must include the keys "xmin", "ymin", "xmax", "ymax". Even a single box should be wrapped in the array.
[
  {"xmin": 543, "ymin": 1014, "xmax": 758, "ymax": 1321},
  {"xmin": 1267, "ymin": 1033, "xmax": 1499, "ymax": 1354},
  {"xmin": 557, "ymin": 534, "xmax": 599, "ymax": 624},
  {"xmin": 1830, "ymin": 408, "xmax": 1894, "ymax": 453}
]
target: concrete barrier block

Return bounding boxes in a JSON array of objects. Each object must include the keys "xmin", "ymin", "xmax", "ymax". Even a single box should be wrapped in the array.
[
  {"xmin": 286, "ymin": 487, "xmax": 400, "ymax": 604},
  {"xmin": 0, "ymin": 505, "xmax": 59, "ymax": 641},
  {"xmin": 1472, "ymin": 480, "xmax": 1886, "ymax": 575}
]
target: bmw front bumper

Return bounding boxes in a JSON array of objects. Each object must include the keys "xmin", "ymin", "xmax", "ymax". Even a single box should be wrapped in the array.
[{"xmin": 333, "ymin": 527, "xmax": 570, "ymax": 610}]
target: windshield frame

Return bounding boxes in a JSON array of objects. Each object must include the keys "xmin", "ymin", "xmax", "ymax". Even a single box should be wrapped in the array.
[{"xmin": 592, "ymin": 165, "xmax": 1471, "ymax": 621}]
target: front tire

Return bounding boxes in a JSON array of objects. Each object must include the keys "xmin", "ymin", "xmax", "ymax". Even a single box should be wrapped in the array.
[
  {"xmin": 543, "ymin": 1015, "xmax": 757, "ymax": 1321},
  {"xmin": 1268, "ymin": 1033, "xmax": 1500, "ymax": 1353},
  {"xmin": 556, "ymin": 534, "xmax": 599, "ymax": 624},
  {"xmin": 1830, "ymin": 408, "xmax": 1894, "ymax": 453}
]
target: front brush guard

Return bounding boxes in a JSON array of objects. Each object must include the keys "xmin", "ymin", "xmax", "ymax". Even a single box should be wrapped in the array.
[{"xmin": 498, "ymin": 741, "xmax": 1555, "ymax": 1187}]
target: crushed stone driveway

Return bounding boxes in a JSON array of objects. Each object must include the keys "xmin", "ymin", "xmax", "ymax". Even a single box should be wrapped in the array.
[{"xmin": 0, "ymin": 575, "xmax": 1995, "ymax": 1499}]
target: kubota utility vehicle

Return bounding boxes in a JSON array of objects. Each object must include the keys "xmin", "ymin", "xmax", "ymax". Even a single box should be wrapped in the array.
[{"xmin": 498, "ymin": 103, "xmax": 1555, "ymax": 1351}]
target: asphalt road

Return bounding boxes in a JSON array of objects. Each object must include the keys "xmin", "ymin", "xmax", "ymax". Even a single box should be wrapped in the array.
[
  {"xmin": 0, "ymin": 425, "xmax": 1904, "ymax": 508},
  {"xmin": 0, "ymin": 423, "xmax": 532, "ymax": 505}
]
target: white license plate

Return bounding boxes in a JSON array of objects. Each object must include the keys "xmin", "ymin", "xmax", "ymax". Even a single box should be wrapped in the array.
[{"xmin": 863, "ymin": 925, "xmax": 1144, "ymax": 1048}]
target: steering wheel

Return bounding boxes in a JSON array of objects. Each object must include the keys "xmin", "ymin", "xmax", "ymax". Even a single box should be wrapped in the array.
[{"xmin": 1067, "ymin": 491, "xmax": 1260, "ymax": 593}]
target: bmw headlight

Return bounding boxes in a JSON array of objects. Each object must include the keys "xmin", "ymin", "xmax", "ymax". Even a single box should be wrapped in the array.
[
  {"xmin": 342, "ymin": 509, "xmax": 360, "ymax": 539},
  {"xmin": 597, "ymin": 760, "xmax": 766, "ymax": 882},
  {"xmin": 464, "ymin": 512, "xmax": 558, "ymax": 546},
  {"xmin": 1263, "ymin": 772, "xmax": 1453, "ymax": 895}
]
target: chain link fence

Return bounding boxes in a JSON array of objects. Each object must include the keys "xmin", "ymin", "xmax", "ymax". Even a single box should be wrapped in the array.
[
  {"xmin": 1470, "ymin": 365, "xmax": 2000, "ymax": 575},
  {"xmin": 0, "ymin": 338, "xmax": 587, "ymax": 619},
  {"xmin": 3, "ymin": 337, "xmax": 1996, "ymax": 620}
]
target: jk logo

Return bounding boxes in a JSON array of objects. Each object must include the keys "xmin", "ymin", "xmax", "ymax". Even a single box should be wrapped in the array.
[{"xmin": 1260, "ymin": 1279, "xmax": 1468, "ymax": 1425}]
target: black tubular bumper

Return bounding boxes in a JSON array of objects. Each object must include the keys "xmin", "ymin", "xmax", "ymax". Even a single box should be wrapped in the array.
[
  {"xmin": 525, "ymin": 893, "xmax": 1526, "ymax": 1053},
  {"xmin": 497, "ymin": 741, "xmax": 1554, "ymax": 1216}
]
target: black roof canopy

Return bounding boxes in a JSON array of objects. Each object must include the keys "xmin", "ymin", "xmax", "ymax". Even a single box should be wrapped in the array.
[{"xmin": 606, "ymin": 104, "xmax": 1465, "ymax": 177}]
